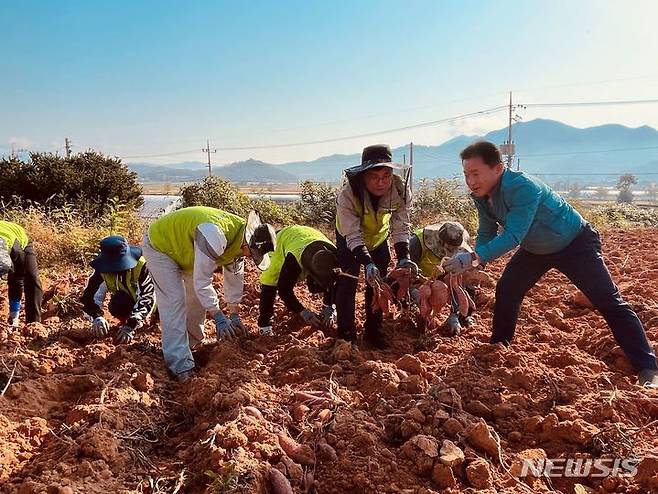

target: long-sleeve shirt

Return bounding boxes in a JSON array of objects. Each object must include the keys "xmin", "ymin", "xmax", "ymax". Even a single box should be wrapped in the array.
[
  {"xmin": 336, "ymin": 174, "xmax": 411, "ymax": 251},
  {"xmin": 257, "ymin": 253, "xmax": 332, "ymax": 327},
  {"xmin": 473, "ymin": 169, "xmax": 585, "ymax": 263},
  {"xmin": 192, "ymin": 222, "xmax": 244, "ymax": 314},
  {"xmin": 80, "ymin": 267, "xmax": 156, "ymax": 329}
]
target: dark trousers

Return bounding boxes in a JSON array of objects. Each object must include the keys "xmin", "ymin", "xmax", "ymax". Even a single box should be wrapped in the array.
[
  {"xmin": 335, "ymin": 232, "xmax": 390, "ymax": 337},
  {"xmin": 492, "ymin": 224, "xmax": 657, "ymax": 371},
  {"xmin": 8, "ymin": 242, "xmax": 43, "ymax": 323}
]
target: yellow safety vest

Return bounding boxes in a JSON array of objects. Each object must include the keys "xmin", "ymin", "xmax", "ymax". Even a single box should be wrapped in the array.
[
  {"xmin": 260, "ymin": 225, "xmax": 333, "ymax": 286},
  {"xmin": 100, "ymin": 256, "xmax": 146, "ymax": 300},
  {"xmin": 0, "ymin": 221, "xmax": 29, "ymax": 251},
  {"xmin": 148, "ymin": 206, "xmax": 246, "ymax": 272}
]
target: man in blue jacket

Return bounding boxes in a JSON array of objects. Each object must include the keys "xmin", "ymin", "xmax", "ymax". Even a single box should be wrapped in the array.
[{"xmin": 443, "ymin": 141, "xmax": 658, "ymax": 387}]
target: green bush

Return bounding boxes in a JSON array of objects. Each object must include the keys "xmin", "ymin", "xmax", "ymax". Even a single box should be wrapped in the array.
[
  {"xmin": 0, "ymin": 151, "xmax": 143, "ymax": 219},
  {"xmin": 180, "ymin": 176, "xmax": 300, "ymax": 227},
  {"xmin": 410, "ymin": 178, "xmax": 478, "ymax": 233},
  {"xmin": 573, "ymin": 202, "xmax": 658, "ymax": 229},
  {"xmin": 180, "ymin": 176, "xmax": 252, "ymax": 215}
]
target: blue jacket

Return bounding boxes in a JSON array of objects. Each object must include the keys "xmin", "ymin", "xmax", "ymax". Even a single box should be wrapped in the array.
[{"xmin": 473, "ymin": 169, "xmax": 584, "ymax": 263}]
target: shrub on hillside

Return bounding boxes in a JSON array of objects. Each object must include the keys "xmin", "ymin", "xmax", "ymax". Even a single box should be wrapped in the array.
[{"xmin": 0, "ymin": 152, "xmax": 143, "ymax": 219}]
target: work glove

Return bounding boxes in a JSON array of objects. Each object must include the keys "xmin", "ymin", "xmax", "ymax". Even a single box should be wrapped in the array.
[
  {"xmin": 213, "ymin": 311, "xmax": 237, "ymax": 341},
  {"xmin": 7, "ymin": 311, "xmax": 19, "ymax": 328},
  {"xmin": 365, "ymin": 263, "xmax": 382, "ymax": 288},
  {"xmin": 115, "ymin": 325, "xmax": 136, "ymax": 344},
  {"xmin": 230, "ymin": 313, "xmax": 248, "ymax": 337},
  {"xmin": 445, "ymin": 313, "xmax": 462, "ymax": 337},
  {"xmin": 259, "ymin": 325, "xmax": 273, "ymax": 336},
  {"xmin": 442, "ymin": 252, "xmax": 474, "ymax": 274},
  {"xmin": 409, "ymin": 287, "xmax": 421, "ymax": 305},
  {"xmin": 319, "ymin": 304, "xmax": 336, "ymax": 330},
  {"xmin": 396, "ymin": 258, "xmax": 419, "ymax": 277},
  {"xmin": 299, "ymin": 309, "xmax": 323, "ymax": 329},
  {"xmin": 91, "ymin": 317, "xmax": 110, "ymax": 337}
]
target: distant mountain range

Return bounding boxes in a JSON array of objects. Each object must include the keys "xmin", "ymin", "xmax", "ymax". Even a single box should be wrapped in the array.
[{"xmin": 128, "ymin": 119, "xmax": 658, "ymax": 184}]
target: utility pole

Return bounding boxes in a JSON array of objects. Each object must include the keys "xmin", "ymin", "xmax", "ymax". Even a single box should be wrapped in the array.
[
  {"xmin": 408, "ymin": 142, "xmax": 414, "ymax": 197},
  {"xmin": 65, "ymin": 137, "xmax": 72, "ymax": 158},
  {"xmin": 202, "ymin": 139, "xmax": 216, "ymax": 177},
  {"xmin": 506, "ymin": 92, "xmax": 514, "ymax": 168},
  {"xmin": 500, "ymin": 92, "xmax": 518, "ymax": 168}
]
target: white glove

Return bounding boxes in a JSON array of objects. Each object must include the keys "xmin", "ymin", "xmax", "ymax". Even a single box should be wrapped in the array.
[
  {"xmin": 8, "ymin": 312, "xmax": 19, "ymax": 328},
  {"xmin": 91, "ymin": 317, "xmax": 110, "ymax": 337}
]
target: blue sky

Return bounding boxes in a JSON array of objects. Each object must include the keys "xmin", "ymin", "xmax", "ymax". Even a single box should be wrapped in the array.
[{"xmin": 2, "ymin": 0, "xmax": 658, "ymax": 164}]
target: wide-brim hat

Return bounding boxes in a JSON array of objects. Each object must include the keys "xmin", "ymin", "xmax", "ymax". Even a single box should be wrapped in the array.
[
  {"xmin": 90, "ymin": 235, "xmax": 142, "ymax": 273},
  {"xmin": 423, "ymin": 222, "xmax": 472, "ymax": 258},
  {"xmin": 301, "ymin": 242, "xmax": 338, "ymax": 291},
  {"xmin": 245, "ymin": 210, "xmax": 276, "ymax": 271},
  {"xmin": 345, "ymin": 144, "xmax": 409, "ymax": 176}
]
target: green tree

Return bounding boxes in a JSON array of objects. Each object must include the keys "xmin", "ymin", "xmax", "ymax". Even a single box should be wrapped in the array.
[
  {"xmin": 180, "ymin": 176, "xmax": 252, "ymax": 215},
  {"xmin": 616, "ymin": 173, "xmax": 637, "ymax": 204},
  {"xmin": 295, "ymin": 180, "xmax": 339, "ymax": 227}
]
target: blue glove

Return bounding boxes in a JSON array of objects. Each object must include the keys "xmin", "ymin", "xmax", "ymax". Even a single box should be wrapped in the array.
[
  {"xmin": 300, "ymin": 309, "xmax": 323, "ymax": 329},
  {"xmin": 443, "ymin": 252, "xmax": 474, "ymax": 274},
  {"xmin": 230, "ymin": 313, "xmax": 248, "ymax": 337},
  {"xmin": 365, "ymin": 263, "xmax": 381, "ymax": 287},
  {"xmin": 213, "ymin": 311, "xmax": 237, "ymax": 341},
  {"xmin": 396, "ymin": 258, "xmax": 419, "ymax": 276}
]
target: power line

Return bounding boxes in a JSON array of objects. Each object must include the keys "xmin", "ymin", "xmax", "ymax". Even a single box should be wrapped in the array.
[
  {"xmin": 214, "ymin": 106, "xmax": 508, "ymax": 151},
  {"xmin": 522, "ymin": 98, "xmax": 658, "ymax": 108},
  {"xmin": 118, "ymin": 149, "xmax": 201, "ymax": 159}
]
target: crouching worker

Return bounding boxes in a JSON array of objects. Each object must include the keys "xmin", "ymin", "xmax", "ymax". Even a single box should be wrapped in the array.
[
  {"xmin": 0, "ymin": 220, "xmax": 43, "ymax": 326},
  {"xmin": 81, "ymin": 236, "xmax": 156, "ymax": 344},
  {"xmin": 335, "ymin": 144, "xmax": 416, "ymax": 348},
  {"xmin": 444, "ymin": 140, "xmax": 658, "ymax": 388},
  {"xmin": 143, "ymin": 206, "xmax": 276, "ymax": 382},
  {"xmin": 409, "ymin": 221, "xmax": 475, "ymax": 335},
  {"xmin": 258, "ymin": 225, "xmax": 338, "ymax": 336}
]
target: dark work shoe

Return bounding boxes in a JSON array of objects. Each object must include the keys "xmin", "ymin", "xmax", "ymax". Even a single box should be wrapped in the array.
[
  {"xmin": 363, "ymin": 325, "xmax": 388, "ymax": 350},
  {"xmin": 176, "ymin": 369, "xmax": 196, "ymax": 384},
  {"xmin": 638, "ymin": 369, "xmax": 658, "ymax": 388}
]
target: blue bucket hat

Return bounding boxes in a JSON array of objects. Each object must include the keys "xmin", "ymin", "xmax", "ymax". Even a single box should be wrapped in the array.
[{"xmin": 90, "ymin": 236, "xmax": 142, "ymax": 273}]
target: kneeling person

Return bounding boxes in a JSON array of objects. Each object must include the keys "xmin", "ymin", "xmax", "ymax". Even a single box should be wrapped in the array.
[
  {"xmin": 81, "ymin": 236, "xmax": 156, "ymax": 343},
  {"xmin": 410, "ymin": 221, "xmax": 475, "ymax": 334},
  {"xmin": 258, "ymin": 225, "xmax": 338, "ymax": 335}
]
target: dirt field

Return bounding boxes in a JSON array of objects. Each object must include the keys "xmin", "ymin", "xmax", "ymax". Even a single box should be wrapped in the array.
[{"xmin": 1, "ymin": 228, "xmax": 657, "ymax": 493}]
